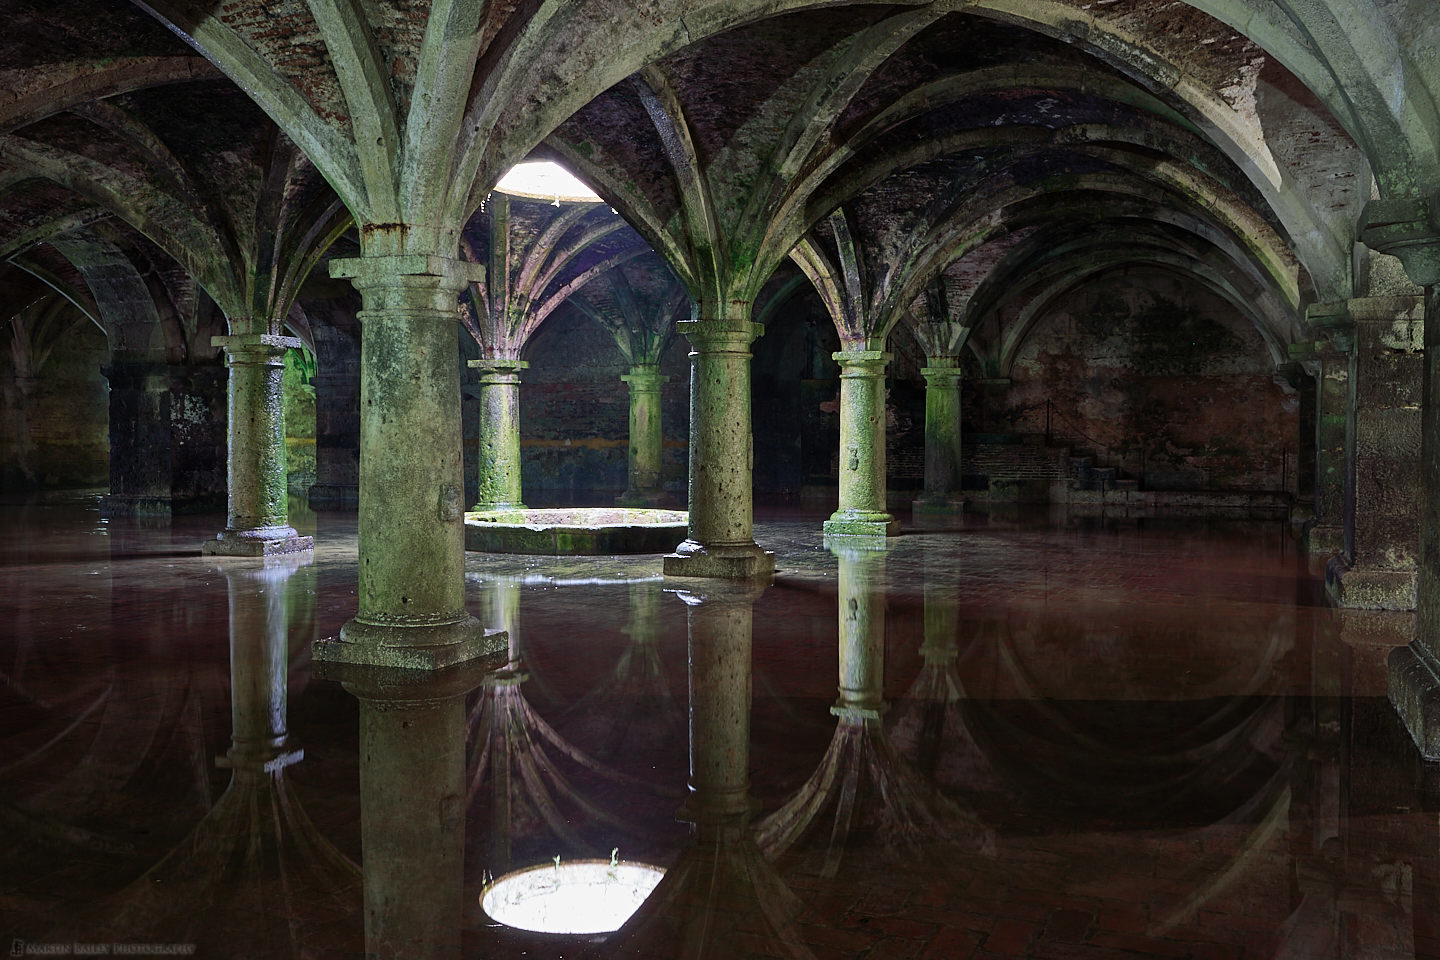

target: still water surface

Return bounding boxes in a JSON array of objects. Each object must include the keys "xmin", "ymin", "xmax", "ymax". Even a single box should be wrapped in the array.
[{"xmin": 0, "ymin": 496, "xmax": 1430, "ymax": 959}]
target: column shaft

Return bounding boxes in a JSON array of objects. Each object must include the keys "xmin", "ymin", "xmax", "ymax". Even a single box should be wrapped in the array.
[
  {"xmin": 618, "ymin": 364, "xmax": 668, "ymax": 506},
  {"xmin": 824, "ymin": 349, "xmax": 897, "ymax": 537},
  {"xmin": 203, "ymin": 333, "xmax": 312, "ymax": 556},
  {"xmin": 664, "ymin": 318, "xmax": 773, "ymax": 579},
  {"xmin": 469, "ymin": 359, "xmax": 527, "ymax": 512},
  {"xmin": 316, "ymin": 255, "xmax": 496, "ymax": 669},
  {"xmin": 915, "ymin": 360, "xmax": 964, "ymax": 515}
]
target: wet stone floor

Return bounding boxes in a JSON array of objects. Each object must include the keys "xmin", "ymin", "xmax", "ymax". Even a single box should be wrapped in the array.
[{"xmin": 0, "ymin": 493, "xmax": 1435, "ymax": 959}]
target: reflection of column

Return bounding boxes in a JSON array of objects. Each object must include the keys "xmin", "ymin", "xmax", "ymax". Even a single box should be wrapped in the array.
[
  {"xmin": 324, "ymin": 659, "xmax": 488, "ymax": 960},
  {"xmin": 83, "ymin": 555, "xmax": 362, "ymax": 955},
  {"xmin": 833, "ymin": 542, "xmax": 887, "ymax": 716},
  {"xmin": 316, "ymin": 255, "xmax": 497, "ymax": 669},
  {"xmin": 608, "ymin": 581, "xmax": 813, "ymax": 958},
  {"xmin": 664, "ymin": 318, "xmax": 774, "ymax": 579},
  {"xmin": 617, "ymin": 363, "xmax": 670, "ymax": 506},
  {"xmin": 683, "ymin": 585, "xmax": 761, "ymax": 830},
  {"xmin": 758, "ymin": 542, "xmax": 986, "ymax": 879},
  {"xmin": 914, "ymin": 358, "xmax": 965, "ymax": 515},
  {"xmin": 469, "ymin": 358, "xmax": 528, "ymax": 513},
  {"xmin": 824, "ymin": 349, "xmax": 897, "ymax": 537},
  {"xmin": 203, "ymin": 333, "xmax": 313, "ymax": 557}
]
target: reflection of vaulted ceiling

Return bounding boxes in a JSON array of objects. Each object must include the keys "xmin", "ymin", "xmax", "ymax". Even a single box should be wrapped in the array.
[{"xmin": 0, "ymin": 0, "xmax": 1421, "ymax": 360}]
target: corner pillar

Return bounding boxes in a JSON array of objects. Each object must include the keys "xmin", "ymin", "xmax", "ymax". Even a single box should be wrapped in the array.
[
  {"xmin": 617, "ymin": 363, "xmax": 670, "ymax": 506},
  {"xmin": 316, "ymin": 254, "xmax": 500, "ymax": 670},
  {"xmin": 202, "ymin": 333, "xmax": 312, "ymax": 556},
  {"xmin": 467, "ymin": 358, "xmax": 527, "ymax": 512},
  {"xmin": 664, "ymin": 317, "xmax": 774, "ymax": 579},
  {"xmin": 1363, "ymin": 196, "xmax": 1440, "ymax": 756},
  {"xmin": 1328, "ymin": 297, "xmax": 1424, "ymax": 609},
  {"xmin": 823, "ymin": 349, "xmax": 897, "ymax": 537},
  {"xmin": 914, "ymin": 357, "xmax": 964, "ymax": 516}
]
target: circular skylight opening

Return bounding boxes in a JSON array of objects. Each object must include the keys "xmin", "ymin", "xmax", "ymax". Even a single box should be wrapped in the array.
[
  {"xmin": 494, "ymin": 161, "xmax": 602, "ymax": 204},
  {"xmin": 480, "ymin": 858, "xmax": 665, "ymax": 935}
]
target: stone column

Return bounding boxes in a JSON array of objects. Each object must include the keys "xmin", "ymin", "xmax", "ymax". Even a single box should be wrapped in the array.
[
  {"xmin": 468, "ymin": 358, "xmax": 527, "ymax": 513},
  {"xmin": 832, "ymin": 541, "xmax": 887, "ymax": 718},
  {"xmin": 1329, "ymin": 297, "xmax": 1424, "ymax": 609},
  {"xmin": 914, "ymin": 357, "xmax": 964, "ymax": 516},
  {"xmin": 1303, "ymin": 306, "xmax": 1354, "ymax": 565},
  {"xmin": 824, "ymin": 349, "xmax": 897, "ymax": 537},
  {"xmin": 664, "ymin": 318, "xmax": 774, "ymax": 579},
  {"xmin": 202, "ymin": 333, "xmax": 312, "ymax": 556},
  {"xmin": 316, "ymin": 254, "xmax": 498, "ymax": 670},
  {"xmin": 617, "ymin": 363, "xmax": 670, "ymax": 506},
  {"xmin": 100, "ymin": 358, "xmax": 174, "ymax": 516}
]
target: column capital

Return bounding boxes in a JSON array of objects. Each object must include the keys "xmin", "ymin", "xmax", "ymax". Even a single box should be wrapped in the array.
[
  {"xmin": 832, "ymin": 349, "xmax": 890, "ymax": 372},
  {"xmin": 467, "ymin": 357, "xmax": 528, "ymax": 377},
  {"xmin": 330, "ymin": 253, "xmax": 484, "ymax": 289},
  {"xmin": 1360, "ymin": 195, "xmax": 1440, "ymax": 286},
  {"xmin": 212, "ymin": 333, "xmax": 302, "ymax": 359},
  {"xmin": 921, "ymin": 363, "xmax": 964, "ymax": 386},
  {"xmin": 678, "ymin": 318, "xmax": 763, "ymax": 349}
]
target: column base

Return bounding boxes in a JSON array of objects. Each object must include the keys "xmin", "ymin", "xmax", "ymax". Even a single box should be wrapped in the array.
[
  {"xmin": 1389, "ymin": 644, "xmax": 1440, "ymax": 759},
  {"xmin": 314, "ymin": 613, "xmax": 506, "ymax": 670},
  {"xmin": 823, "ymin": 510, "xmax": 899, "ymax": 537},
  {"xmin": 100, "ymin": 495, "xmax": 175, "ymax": 518},
  {"xmin": 664, "ymin": 539, "xmax": 775, "ymax": 580},
  {"xmin": 308, "ymin": 483, "xmax": 359, "ymax": 510},
  {"xmin": 911, "ymin": 496, "xmax": 965, "ymax": 517},
  {"xmin": 1307, "ymin": 523, "xmax": 1344, "ymax": 558},
  {"xmin": 201, "ymin": 526, "xmax": 314, "ymax": 557},
  {"xmin": 616, "ymin": 489, "xmax": 672, "ymax": 508},
  {"xmin": 1326, "ymin": 557, "xmax": 1417, "ymax": 610}
]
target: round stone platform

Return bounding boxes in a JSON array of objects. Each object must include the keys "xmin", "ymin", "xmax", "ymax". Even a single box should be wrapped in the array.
[{"xmin": 465, "ymin": 507, "xmax": 688, "ymax": 555}]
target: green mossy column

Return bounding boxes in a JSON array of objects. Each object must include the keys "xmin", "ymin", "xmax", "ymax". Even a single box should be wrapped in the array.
[
  {"xmin": 202, "ymin": 334, "xmax": 313, "ymax": 557},
  {"xmin": 316, "ymin": 255, "xmax": 497, "ymax": 670},
  {"xmin": 664, "ymin": 318, "xmax": 774, "ymax": 579},
  {"xmin": 914, "ymin": 358, "xmax": 965, "ymax": 515},
  {"xmin": 832, "ymin": 542, "xmax": 887, "ymax": 718},
  {"xmin": 823, "ymin": 349, "xmax": 898, "ymax": 538},
  {"xmin": 469, "ymin": 358, "xmax": 527, "ymax": 512},
  {"xmin": 618, "ymin": 363, "xmax": 669, "ymax": 506}
]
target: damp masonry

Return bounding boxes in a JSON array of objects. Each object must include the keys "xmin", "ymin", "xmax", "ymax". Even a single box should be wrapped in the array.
[{"xmin": 2, "ymin": 0, "xmax": 1440, "ymax": 939}]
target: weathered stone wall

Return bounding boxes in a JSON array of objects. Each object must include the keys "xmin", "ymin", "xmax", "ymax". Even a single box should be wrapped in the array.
[
  {"xmin": 508, "ymin": 308, "xmax": 688, "ymax": 503},
  {"xmin": 997, "ymin": 269, "xmax": 1297, "ymax": 493},
  {"xmin": 0, "ymin": 321, "xmax": 110, "ymax": 490}
]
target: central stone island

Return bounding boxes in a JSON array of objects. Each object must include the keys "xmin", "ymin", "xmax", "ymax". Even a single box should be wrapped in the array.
[{"xmin": 465, "ymin": 507, "xmax": 689, "ymax": 556}]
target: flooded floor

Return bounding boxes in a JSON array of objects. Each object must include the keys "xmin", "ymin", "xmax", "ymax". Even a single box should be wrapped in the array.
[{"xmin": 1, "ymin": 494, "xmax": 1434, "ymax": 959}]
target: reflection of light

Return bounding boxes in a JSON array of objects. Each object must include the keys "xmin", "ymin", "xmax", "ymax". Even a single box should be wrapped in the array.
[
  {"xmin": 494, "ymin": 162, "xmax": 602, "ymax": 204},
  {"xmin": 481, "ymin": 859, "xmax": 665, "ymax": 935}
]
